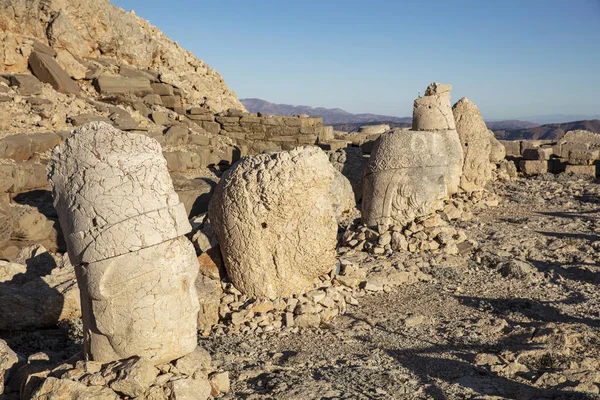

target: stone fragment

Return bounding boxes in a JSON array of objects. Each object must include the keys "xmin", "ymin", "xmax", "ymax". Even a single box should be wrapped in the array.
[
  {"xmin": 522, "ymin": 147, "xmax": 554, "ymax": 160},
  {"xmin": 70, "ymin": 113, "xmax": 112, "ymax": 126},
  {"xmin": 119, "ymin": 65, "xmax": 156, "ymax": 81},
  {"xmin": 161, "ymin": 95, "xmax": 182, "ymax": 109},
  {"xmin": 413, "ymin": 82, "xmax": 455, "ymax": 131},
  {"xmin": 151, "ymin": 111, "xmax": 170, "ymax": 125},
  {"xmin": 329, "ymin": 170, "xmax": 356, "ymax": 218},
  {"xmin": 28, "ymin": 51, "xmax": 81, "ymax": 94},
  {"xmin": 55, "ymin": 50, "xmax": 87, "ymax": 80},
  {"xmin": 108, "ymin": 357, "xmax": 159, "ymax": 398},
  {"xmin": 173, "ymin": 347, "xmax": 212, "ymax": 376},
  {"xmin": 195, "ymin": 274, "xmax": 221, "ymax": 329},
  {"xmin": 519, "ymin": 160, "xmax": 548, "ymax": 175},
  {"xmin": 167, "ymin": 376, "xmax": 212, "ymax": 400},
  {"xmin": 362, "ymin": 128, "xmax": 463, "ymax": 227},
  {"xmin": 94, "ymin": 76, "xmax": 153, "ymax": 96},
  {"xmin": 48, "ymin": 122, "xmax": 199, "ymax": 364},
  {"xmin": 565, "ymin": 164, "xmax": 596, "ymax": 177},
  {"xmin": 0, "ymin": 339, "xmax": 19, "ymax": 394},
  {"xmin": 7, "ymin": 74, "xmax": 42, "ymax": 95},
  {"xmin": 209, "ymin": 372, "xmax": 230, "ymax": 395},
  {"xmin": 209, "ymin": 146, "xmax": 337, "ymax": 299},
  {"xmin": 32, "ymin": 40, "xmax": 57, "ymax": 57},
  {"xmin": 151, "ymin": 83, "xmax": 174, "ymax": 95},
  {"xmin": 452, "ymin": 97, "xmax": 502, "ymax": 192},
  {"xmin": 568, "ymin": 149, "xmax": 599, "ymax": 165},
  {"xmin": 30, "ymin": 377, "xmax": 119, "ymax": 400}
]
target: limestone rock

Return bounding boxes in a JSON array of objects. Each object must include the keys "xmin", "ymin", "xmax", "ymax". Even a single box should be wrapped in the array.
[
  {"xmin": 209, "ymin": 146, "xmax": 337, "ymax": 299},
  {"xmin": 452, "ymin": 97, "xmax": 499, "ymax": 192},
  {"xmin": 28, "ymin": 51, "xmax": 81, "ymax": 95},
  {"xmin": 0, "ymin": 339, "xmax": 19, "ymax": 395},
  {"xmin": 7, "ymin": 74, "xmax": 42, "ymax": 96},
  {"xmin": 362, "ymin": 128, "xmax": 463, "ymax": 228},
  {"xmin": 173, "ymin": 347, "xmax": 212, "ymax": 376},
  {"xmin": 413, "ymin": 82, "xmax": 456, "ymax": 131},
  {"xmin": 107, "ymin": 357, "xmax": 159, "ymax": 398},
  {"xmin": 30, "ymin": 377, "xmax": 119, "ymax": 400},
  {"xmin": 94, "ymin": 76, "xmax": 153, "ymax": 96},
  {"xmin": 55, "ymin": 50, "xmax": 87, "ymax": 80},
  {"xmin": 47, "ymin": 122, "xmax": 191, "ymax": 265},
  {"xmin": 330, "ymin": 170, "xmax": 356, "ymax": 218},
  {"xmin": 167, "ymin": 376, "xmax": 211, "ymax": 400},
  {"xmin": 48, "ymin": 122, "xmax": 199, "ymax": 364}
]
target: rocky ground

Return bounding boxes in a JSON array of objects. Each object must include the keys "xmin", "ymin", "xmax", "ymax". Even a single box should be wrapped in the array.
[{"xmin": 3, "ymin": 173, "xmax": 600, "ymax": 399}]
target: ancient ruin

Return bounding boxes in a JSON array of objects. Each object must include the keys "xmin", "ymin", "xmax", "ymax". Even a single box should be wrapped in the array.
[
  {"xmin": 0, "ymin": 0, "xmax": 599, "ymax": 398},
  {"xmin": 209, "ymin": 146, "xmax": 339, "ymax": 299},
  {"xmin": 47, "ymin": 122, "xmax": 199, "ymax": 364},
  {"xmin": 362, "ymin": 83, "xmax": 463, "ymax": 228}
]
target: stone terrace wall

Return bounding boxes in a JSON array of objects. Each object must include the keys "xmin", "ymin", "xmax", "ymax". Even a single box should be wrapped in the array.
[{"xmin": 499, "ymin": 132, "xmax": 600, "ymax": 178}]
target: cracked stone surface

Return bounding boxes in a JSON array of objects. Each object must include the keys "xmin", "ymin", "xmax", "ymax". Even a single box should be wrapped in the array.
[
  {"xmin": 453, "ymin": 97, "xmax": 505, "ymax": 192},
  {"xmin": 209, "ymin": 146, "xmax": 338, "ymax": 300},
  {"xmin": 412, "ymin": 82, "xmax": 456, "ymax": 131},
  {"xmin": 47, "ymin": 121, "xmax": 199, "ymax": 364},
  {"xmin": 362, "ymin": 128, "xmax": 463, "ymax": 228},
  {"xmin": 47, "ymin": 121, "xmax": 191, "ymax": 265}
]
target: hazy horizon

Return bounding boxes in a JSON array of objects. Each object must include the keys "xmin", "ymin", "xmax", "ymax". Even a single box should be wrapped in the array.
[{"xmin": 112, "ymin": 0, "xmax": 600, "ymax": 120}]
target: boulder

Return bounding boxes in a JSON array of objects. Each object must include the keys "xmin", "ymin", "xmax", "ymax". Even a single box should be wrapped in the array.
[
  {"xmin": 452, "ymin": 97, "xmax": 499, "ymax": 192},
  {"xmin": 47, "ymin": 121, "xmax": 199, "ymax": 364},
  {"xmin": 106, "ymin": 357, "xmax": 159, "ymax": 398},
  {"xmin": 167, "ymin": 376, "xmax": 211, "ymax": 400},
  {"xmin": 362, "ymin": 128, "xmax": 463, "ymax": 228},
  {"xmin": 209, "ymin": 146, "xmax": 338, "ymax": 299},
  {"xmin": 330, "ymin": 170, "xmax": 356, "ymax": 218},
  {"xmin": 412, "ymin": 82, "xmax": 455, "ymax": 131},
  {"xmin": 94, "ymin": 76, "xmax": 153, "ymax": 96},
  {"xmin": 28, "ymin": 51, "xmax": 81, "ymax": 95}
]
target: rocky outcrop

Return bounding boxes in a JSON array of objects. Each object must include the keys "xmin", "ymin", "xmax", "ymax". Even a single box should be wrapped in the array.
[
  {"xmin": 47, "ymin": 122, "xmax": 199, "ymax": 364},
  {"xmin": 209, "ymin": 146, "xmax": 338, "ymax": 299},
  {"xmin": 0, "ymin": 0, "xmax": 244, "ymax": 112}
]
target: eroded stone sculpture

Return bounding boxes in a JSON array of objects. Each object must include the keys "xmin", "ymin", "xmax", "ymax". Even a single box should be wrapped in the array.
[
  {"xmin": 209, "ymin": 146, "xmax": 337, "ymax": 299},
  {"xmin": 362, "ymin": 83, "xmax": 463, "ymax": 228},
  {"xmin": 453, "ymin": 97, "xmax": 504, "ymax": 192},
  {"xmin": 47, "ymin": 121, "xmax": 199, "ymax": 364},
  {"xmin": 412, "ymin": 82, "xmax": 456, "ymax": 131}
]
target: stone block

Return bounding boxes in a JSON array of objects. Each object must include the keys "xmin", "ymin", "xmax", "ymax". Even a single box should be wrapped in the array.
[
  {"xmin": 119, "ymin": 65, "xmax": 156, "ymax": 81},
  {"xmin": 319, "ymin": 126, "xmax": 334, "ymax": 142},
  {"xmin": 7, "ymin": 74, "xmax": 42, "ymax": 95},
  {"xmin": 151, "ymin": 111, "xmax": 169, "ymax": 126},
  {"xmin": 319, "ymin": 140, "xmax": 350, "ymax": 151},
  {"xmin": 29, "ymin": 132, "xmax": 61, "ymax": 154},
  {"xmin": 240, "ymin": 115, "xmax": 261, "ymax": 124},
  {"xmin": 142, "ymin": 94, "xmax": 162, "ymax": 105},
  {"xmin": 519, "ymin": 160, "xmax": 548, "ymax": 175},
  {"xmin": 70, "ymin": 113, "xmax": 112, "ymax": 126},
  {"xmin": 187, "ymin": 114, "xmax": 214, "ymax": 121},
  {"xmin": 202, "ymin": 121, "xmax": 221, "ymax": 135},
  {"xmin": 189, "ymin": 107, "xmax": 211, "ymax": 115},
  {"xmin": 297, "ymin": 134, "xmax": 318, "ymax": 145},
  {"xmin": 215, "ymin": 116, "xmax": 241, "ymax": 124},
  {"xmin": 558, "ymin": 142, "xmax": 589, "ymax": 158},
  {"xmin": 160, "ymin": 95, "xmax": 182, "ymax": 109},
  {"xmin": 260, "ymin": 116, "xmax": 284, "ymax": 126},
  {"xmin": 94, "ymin": 76, "xmax": 153, "ymax": 96},
  {"xmin": 32, "ymin": 40, "xmax": 57, "ymax": 57},
  {"xmin": 568, "ymin": 149, "xmax": 599, "ymax": 165},
  {"xmin": 188, "ymin": 134, "xmax": 210, "ymax": 146},
  {"xmin": 522, "ymin": 147, "xmax": 554, "ymax": 160},
  {"xmin": 565, "ymin": 164, "xmax": 597, "ymax": 177},
  {"xmin": 28, "ymin": 51, "xmax": 81, "ymax": 95},
  {"xmin": 0, "ymin": 133, "xmax": 32, "ymax": 161}
]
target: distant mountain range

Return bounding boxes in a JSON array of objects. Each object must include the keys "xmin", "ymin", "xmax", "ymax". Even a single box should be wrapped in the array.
[
  {"xmin": 495, "ymin": 120, "xmax": 600, "ymax": 140},
  {"xmin": 240, "ymin": 98, "xmax": 599, "ymax": 138},
  {"xmin": 241, "ymin": 98, "xmax": 411, "ymax": 126}
]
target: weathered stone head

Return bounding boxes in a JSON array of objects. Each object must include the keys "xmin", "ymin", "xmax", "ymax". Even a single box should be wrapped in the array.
[
  {"xmin": 209, "ymin": 146, "xmax": 338, "ymax": 299},
  {"xmin": 48, "ymin": 122, "xmax": 199, "ymax": 364},
  {"xmin": 362, "ymin": 129, "xmax": 463, "ymax": 228}
]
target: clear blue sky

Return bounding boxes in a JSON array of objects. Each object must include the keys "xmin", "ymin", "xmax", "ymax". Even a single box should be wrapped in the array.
[{"xmin": 112, "ymin": 0, "xmax": 600, "ymax": 120}]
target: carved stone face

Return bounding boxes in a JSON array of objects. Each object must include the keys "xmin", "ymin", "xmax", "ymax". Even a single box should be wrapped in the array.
[
  {"xmin": 78, "ymin": 237, "xmax": 199, "ymax": 364},
  {"xmin": 363, "ymin": 167, "xmax": 448, "ymax": 228}
]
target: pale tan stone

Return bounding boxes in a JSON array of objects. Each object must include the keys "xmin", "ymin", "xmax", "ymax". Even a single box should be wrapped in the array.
[
  {"xmin": 209, "ymin": 146, "xmax": 337, "ymax": 299},
  {"xmin": 413, "ymin": 82, "xmax": 456, "ymax": 131}
]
